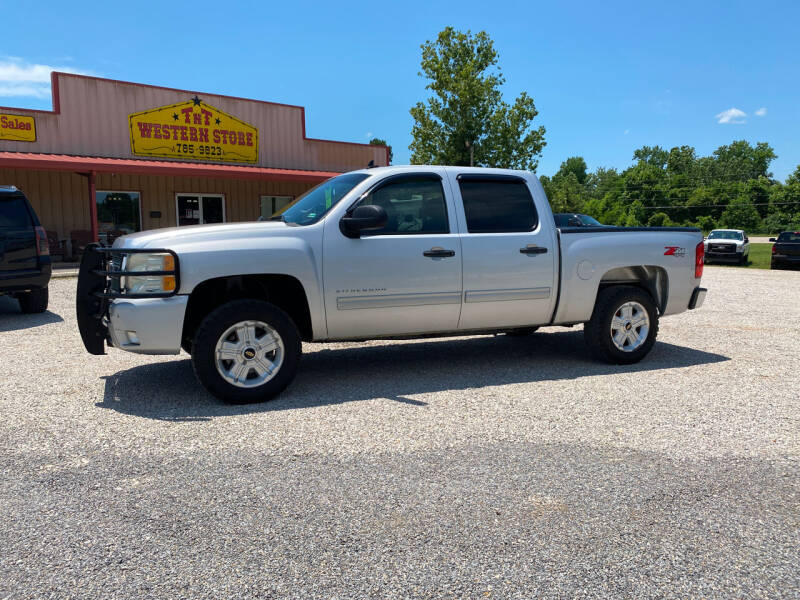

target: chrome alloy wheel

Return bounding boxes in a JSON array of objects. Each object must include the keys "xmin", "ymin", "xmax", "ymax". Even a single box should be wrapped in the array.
[
  {"xmin": 214, "ymin": 320, "xmax": 285, "ymax": 388},
  {"xmin": 609, "ymin": 301, "xmax": 650, "ymax": 352}
]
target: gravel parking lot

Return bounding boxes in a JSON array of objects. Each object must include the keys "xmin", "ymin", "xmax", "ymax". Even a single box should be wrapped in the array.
[{"xmin": 1, "ymin": 267, "xmax": 798, "ymax": 599}]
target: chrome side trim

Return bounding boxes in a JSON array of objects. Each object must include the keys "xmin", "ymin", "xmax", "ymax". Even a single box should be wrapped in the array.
[
  {"xmin": 337, "ymin": 291, "xmax": 462, "ymax": 310},
  {"xmin": 464, "ymin": 287, "xmax": 551, "ymax": 303}
]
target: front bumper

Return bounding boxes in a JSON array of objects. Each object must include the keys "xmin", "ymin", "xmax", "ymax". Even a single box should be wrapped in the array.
[
  {"xmin": 76, "ymin": 243, "xmax": 184, "ymax": 355},
  {"xmin": 107, "ymin": 295, "xmax": 188, "ymax": 354},
  {"xmin": 705, "ymin": 251, "xmax": 743, "ymax": 262}
]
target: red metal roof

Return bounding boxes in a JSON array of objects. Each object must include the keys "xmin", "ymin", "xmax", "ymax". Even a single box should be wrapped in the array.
[{"xmin": 0, "ymin": 151, "xmax": 341, "ymax": 182}]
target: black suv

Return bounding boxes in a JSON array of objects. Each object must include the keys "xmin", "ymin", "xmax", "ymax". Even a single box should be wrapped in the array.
[{"xmin": 0, "ymin": 186, "xmax": 51, "ymax": 313}]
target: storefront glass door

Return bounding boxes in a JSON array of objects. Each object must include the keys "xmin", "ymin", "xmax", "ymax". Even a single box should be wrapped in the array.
[{"xmin": 176, "ymin": 195, "xmax": 225, "ymax": 226}]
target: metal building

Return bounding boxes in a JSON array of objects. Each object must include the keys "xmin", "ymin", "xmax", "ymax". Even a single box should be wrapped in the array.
[{"xmin": 0, "ymin": 72, "xmax": 389, "ymax": 259}]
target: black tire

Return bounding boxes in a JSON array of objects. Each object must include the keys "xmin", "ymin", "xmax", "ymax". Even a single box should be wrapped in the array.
[
  {"xmin": 18, "ymin": 287, "xmax": 48, "ymax": 314},
  {"xmin": 506, "ymin": 327, "xmax": 539, "ymax": 337},
  {"xmin": 584, "ymin": 286, "xmax": 659, "ymax": 365},
  {"xmin": 191, "ymin": 299, "xmax": 302, "ymax": 404}
]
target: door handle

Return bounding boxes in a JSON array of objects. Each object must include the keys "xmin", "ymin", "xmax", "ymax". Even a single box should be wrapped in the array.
[
  {"xmin": 423, "ymin": 247, "xmax": 456, "ymax": 258},
  {"xmin": 520, "ymin": 246, "xmax": 548, "ymax": 255}
]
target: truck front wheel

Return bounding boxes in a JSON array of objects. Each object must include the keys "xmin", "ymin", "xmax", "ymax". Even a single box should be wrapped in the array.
[
  {"xmin": 191, "ymin": 299, "xmax": 302, "ymax": 404},
  {"xmin": 584, "ymin": 286, "xmax": 659, "ymax": 364}
]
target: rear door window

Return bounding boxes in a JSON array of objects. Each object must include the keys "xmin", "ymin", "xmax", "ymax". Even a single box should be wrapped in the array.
[
  {"xmin": 0, "ymin": 195, "xmax": 33, "ymax": 229},
  {"xmin": 457, "ymin": 177, "xmax": 537, "ymax": 233}
]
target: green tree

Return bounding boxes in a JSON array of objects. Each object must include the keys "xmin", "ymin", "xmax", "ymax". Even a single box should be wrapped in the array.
[
  {"xmin": 633, "ymin": 146, "xmax": 669, "ymax": 169},
  {"xmin": 712, "ymin": 140, "xmax": 777, "ymax": 182},
  {"xmin": 556, "ymin": 156, "xmax": 588, "ymax": 185},
  {"xmin": 647, "ymin": 212, "xmax": 673, "ymax": 227},
  {"xmin": 368, "ymin": 138, "xmax": 393, "ymax": 163},
  {"xmin": 786, "ymin": 165, "xmax": 800, "ymax": 185},
  {"xmin": 409, "ymin": 27, "xmax": 546, "ymax": 170},
  {"xmin": 719, "ymin": 197, "xmax": 763, "ymax": 231}
]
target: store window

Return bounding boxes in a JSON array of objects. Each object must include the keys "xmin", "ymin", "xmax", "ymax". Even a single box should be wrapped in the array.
[
  {"xmin": 260, "ymin": 195, "xmax": 294, "ymax": 220},
  {"xmin": 176, "ymin": 194, "xmax": 225, "ymax": 226},
  {"xmin": 96, "ymin": 191, "xmax": 141, "ymax": 243}
]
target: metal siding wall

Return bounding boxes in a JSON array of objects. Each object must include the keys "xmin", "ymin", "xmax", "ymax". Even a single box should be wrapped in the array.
[
  {"xmin": 0, "ymin": 169, "xmax": 90, "ymax": 238},
  {"xmin": 0, "ymin": 75, "xmax": 387, "ymax": 171}
]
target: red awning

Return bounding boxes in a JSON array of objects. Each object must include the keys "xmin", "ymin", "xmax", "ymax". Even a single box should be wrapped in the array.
[{"xmin": 0, "ymin": 151, "xmax": 341, "ymax": 183}]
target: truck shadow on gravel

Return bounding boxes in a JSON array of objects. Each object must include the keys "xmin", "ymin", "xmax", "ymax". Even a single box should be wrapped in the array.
[
  {"xmin": 96, "ymin": 330, "xmax": 730, "ymax": 421},
  {"xmin": 0, "ymin": 295, "xmax": 63, "ymax": 332}
]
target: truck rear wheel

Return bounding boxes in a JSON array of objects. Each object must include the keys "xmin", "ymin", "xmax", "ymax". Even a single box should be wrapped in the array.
[
  {"xmin": 18, "ymin": 287, "xmax": 49, "ymax": 314},
  {"xmin": 191, "ymin": 299, "xmax": 302, "ymax": 404},
  {"xmin": 584, "ymin": 286, "xmax": 658, "ymax": 364}
]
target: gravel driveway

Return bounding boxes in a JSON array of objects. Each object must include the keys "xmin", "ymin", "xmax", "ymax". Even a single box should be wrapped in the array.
[{"xmin": 0, "ymin": 267, "xmax": 797, "ymax": 599}]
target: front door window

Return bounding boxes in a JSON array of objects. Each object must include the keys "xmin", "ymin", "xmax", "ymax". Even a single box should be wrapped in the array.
[{"xmin": 177, "ymin": 195, "xmax": 225, "ymax": 226}]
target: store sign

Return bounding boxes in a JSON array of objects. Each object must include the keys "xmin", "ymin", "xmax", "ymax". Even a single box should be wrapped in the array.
[
  {"xmin": 0, "ymin": 113, "xmax": 36, "ymax": 142},
  {"xmin": 128, "ymin": 97, "xmax": 258, "ymax": 164}
]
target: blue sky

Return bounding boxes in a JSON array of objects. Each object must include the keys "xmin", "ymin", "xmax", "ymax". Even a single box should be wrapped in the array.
[{"xmin": 2, "ymin": 0, "xmax": 798, "ymax": 180}]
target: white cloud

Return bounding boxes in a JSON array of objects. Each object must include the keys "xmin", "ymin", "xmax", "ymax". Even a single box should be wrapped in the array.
[
  {"xmin": 0, "ymin": 58, "xmax": 92, "ymax": 99},
  {"xmin": 365, "ymin": 131, "xmax": 373, "ymax": 138},
  {"xmin": 716, "ymin": 107, "xmax": 747, "ymax": 124},
  {"xmin": 755, "ymin": 107, "xmax": 767, "ymax": 117},
  {"xmin": 624, "ymin": 129, "xmax": 630, "ymax": 135}
]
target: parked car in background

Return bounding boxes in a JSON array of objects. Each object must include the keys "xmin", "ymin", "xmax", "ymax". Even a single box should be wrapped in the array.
[
  {"xmin": 703, "ymin": 229, "xmax": 750, "ymax": 265},
  {"xmin": 78, "ymin": 166, "xmax": 706, "ymax": 404},
  {"xmin": 769, "ymin": 231, "xmax": 800, "ymax": 270},
  {"xmin": 0, "ymin": 186, "xmax": 51, "ymax": 313},
  {"xmin": 553, "ymin": 213, "xmax": 606, "ymax": 228}
]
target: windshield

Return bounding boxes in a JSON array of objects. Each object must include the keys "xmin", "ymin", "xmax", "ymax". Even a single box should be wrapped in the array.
[
  {"xmin": 275, "ymin": 173, "xmax": 371, "ymax": 226},
  {"xmin": 579, "ymin": 214, "xmax": 603, "ymax": 226},
  {"xmin": 708, "ymin": 230, "xmax": 742, "ymax": 240}
]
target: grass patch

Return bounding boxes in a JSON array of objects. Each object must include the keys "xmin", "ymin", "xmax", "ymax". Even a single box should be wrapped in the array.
[{"xmin": 706, "ymin": 242, "xmax": 772, "ymax": 270}]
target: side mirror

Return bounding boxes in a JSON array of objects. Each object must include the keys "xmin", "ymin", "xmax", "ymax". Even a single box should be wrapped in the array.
[
  {"xmin": 769, "ymin": 238, "xmax": 777, "ymax": 242},
  {"xmin": 340, "ymin": 204, "xmax": 388, "ymax": 238}
]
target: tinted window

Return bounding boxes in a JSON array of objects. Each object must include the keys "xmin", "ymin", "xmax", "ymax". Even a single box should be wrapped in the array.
[
  {"xmin": 0, "ymin": 195, "xmax": 33, "ymax": 228},
  {"xmin": 579, "ymin": 214, "xmax": 603, "ymax": 226},
  {"xmin": 458, "ymin": 178, "xmax": 537, "ymax": 233},
  {"xmin": 553, "ymin": 214, "xmax": 570, "ymax": 227},
  {"xmin": 359, "ymin": 176, "xmax": 449, "ymax": 235},
  {"xmin": 777, "ymin": 232, "xmax": 800, "ymax": 242}
]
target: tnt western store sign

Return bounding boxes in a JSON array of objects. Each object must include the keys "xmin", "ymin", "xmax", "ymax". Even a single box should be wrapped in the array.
[
  {"xmin": 130, "ymin": 98, "xmax": 258, "ymax": 164},
  {"xmin": 0, "ymin": 72, "xmax": 388, "ymax": 258}
]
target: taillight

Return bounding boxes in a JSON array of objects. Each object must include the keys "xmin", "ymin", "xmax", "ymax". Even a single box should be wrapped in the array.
[
  {"xmin": 772, "ymin": 245, "xmax": 777, "ymax": 254},
  {"xmin": 695, "ymin": 241, "xmax": 704, "ymax": 278},
  {"xmin": 34, "ymin": 226, "xmax": 49, "ymax": 256}
]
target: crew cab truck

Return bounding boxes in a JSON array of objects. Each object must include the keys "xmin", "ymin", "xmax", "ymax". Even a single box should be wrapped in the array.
[
  {"xmin": 703, "ymin": 229, "xmax": 750, "ymax": 265},
  {"xmin": 77, "ymin": 166, "xmax": 707, "ymax": 404}
]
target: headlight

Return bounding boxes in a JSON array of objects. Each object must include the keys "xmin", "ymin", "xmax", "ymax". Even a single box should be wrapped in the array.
[
  {"xmin": 736, "ymin": 245, "xmax": 744, "ymax": 252},
  {"xmin": 123, "ymin": 253, "xmax": 177, "ymax": 294}
]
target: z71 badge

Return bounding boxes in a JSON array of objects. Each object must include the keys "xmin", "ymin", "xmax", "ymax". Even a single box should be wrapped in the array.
[{"xmin": 664, "ymin": 246, "xmax": 686, "ymax": 256}]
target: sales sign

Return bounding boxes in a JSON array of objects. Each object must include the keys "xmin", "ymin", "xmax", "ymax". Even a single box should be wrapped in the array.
[
  {"xmin": 0, "ymin": 113, "xmax": 36, "ymax": 142},
  {"xmin": 129, "ymin": 97, "xmax": 258, "ymax": 164}
]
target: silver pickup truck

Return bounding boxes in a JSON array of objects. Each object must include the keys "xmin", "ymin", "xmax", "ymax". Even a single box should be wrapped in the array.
[{"xmin": 77, "ymin": 166, "xmax": 707, "ymax": 403}]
